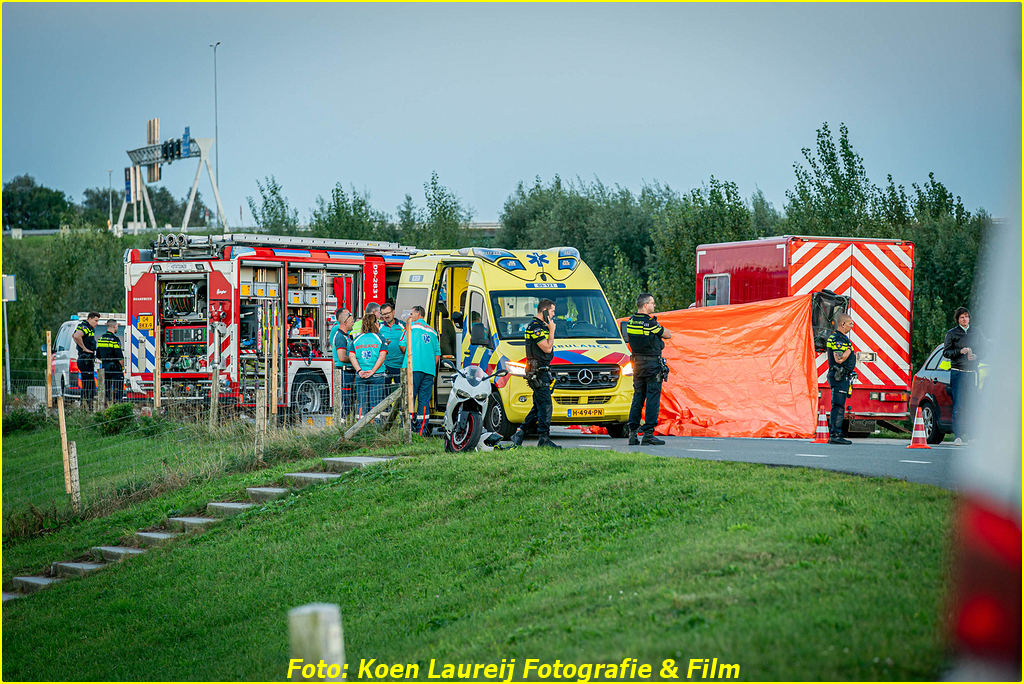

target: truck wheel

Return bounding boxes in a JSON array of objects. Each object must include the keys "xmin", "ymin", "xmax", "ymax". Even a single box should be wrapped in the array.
[
  {"xmin": 605, "ymin": 423, "xmax": 628, "ymax": 439},
  {"xmin": 292, "ymin": 372, "xmax": 328, "ymax": 415},
  {"xmin": 921, "ymin": 402, "xmax": 946, "ymax": 444},
  {"xmin": 484, "ymin": 393, "xmax": 515, "ymax": 439}
]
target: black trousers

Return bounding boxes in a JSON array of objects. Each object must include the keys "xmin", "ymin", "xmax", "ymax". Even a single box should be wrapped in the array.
[
  {"xmin": 829, "ymin": 386, "xmax": 848, "ymax": 438},
  {"xmin": 628, "ymin": 373, "xmax": 662, "ymax": 434},
  {"xmin": 104, "ymin": 371, "xmax": 124, "ymax": 403},
  {"xmin": 78, "ymin": 355, "xmax": 96, "ymax": 401},
  {"xmin": 522, "ymin": 370, "xmax": 553, "ymax": 436}
]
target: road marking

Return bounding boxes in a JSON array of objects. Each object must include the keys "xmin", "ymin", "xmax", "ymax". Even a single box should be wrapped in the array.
[
  {"xmin": 899, "ymin": 459, "xmax": 931, "ymax": 464},
  {"xmin": 687, "ymin": 448, "xmax": 721, "ymax": 452},
  {"xmin": 795, "ymin": 453, "xmax": 828, "ymax": 458},
  {"xmin": 577, "ymin": 444, "xmax": 611, "ymax": 449}
]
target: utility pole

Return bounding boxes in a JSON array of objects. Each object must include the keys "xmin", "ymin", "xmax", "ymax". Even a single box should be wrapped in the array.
[
  {"xmin": 107, "ymin": 169, "xmax": 113, "ymax": 229},
  {"xmin": 210, "ymin": 41, "xmax": 221, "ymax": 229}
]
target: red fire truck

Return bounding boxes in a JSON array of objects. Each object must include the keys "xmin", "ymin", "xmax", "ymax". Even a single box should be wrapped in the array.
[
  {"xmin": 696, "ymin": 235, "xmax": 915, "ymax": 435},
  {"xmin": 124, "ymin": 233, "xmax": 416, "ymax": 413}
]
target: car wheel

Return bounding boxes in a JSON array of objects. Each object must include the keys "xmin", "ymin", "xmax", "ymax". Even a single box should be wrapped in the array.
[
  {"xmin": 605, "ymin": 423, "xmax": 628, "ymax": 439},
  {"xmin": 484, "ymin": 393, "xmax": 515, "ymax": 439},
  {"xmin": 921, "ymin": 402, "xmax": 945, "ymax": 444}
]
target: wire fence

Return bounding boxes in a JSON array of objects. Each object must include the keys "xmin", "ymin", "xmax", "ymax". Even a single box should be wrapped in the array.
[{"xmin": 1, "ymin": 364, "xmax": 407, "ymax": 536}]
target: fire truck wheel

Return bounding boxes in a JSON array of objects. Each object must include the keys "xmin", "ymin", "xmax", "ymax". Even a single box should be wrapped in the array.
[{"xmin": 292, "ymin": 372, "xmax": 328, "ymax": 415}]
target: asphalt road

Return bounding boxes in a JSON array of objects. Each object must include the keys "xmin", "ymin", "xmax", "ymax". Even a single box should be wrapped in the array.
[{"xmin": 547, "ymin": 427, "xmax": 958, "ymax": 489}]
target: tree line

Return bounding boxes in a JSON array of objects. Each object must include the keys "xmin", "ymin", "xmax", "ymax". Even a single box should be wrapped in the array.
[
  {"xmin": 2, "ymin": 174, "xmax": 213, "ymax": 232},
  {"xmin": 2, "ymin": 123, "xmax": 990, "ymax": 375}
]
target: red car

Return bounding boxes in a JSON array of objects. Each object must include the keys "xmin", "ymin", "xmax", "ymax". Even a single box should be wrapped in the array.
[{"xmin": 908, "ymin": 344, "xmax": 953, "ymax": 443}]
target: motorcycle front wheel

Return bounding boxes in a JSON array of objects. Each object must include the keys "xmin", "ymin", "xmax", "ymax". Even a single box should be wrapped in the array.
[{"xmin": 445, "ymin": 410, "xmax": 483, "ymax": 452}]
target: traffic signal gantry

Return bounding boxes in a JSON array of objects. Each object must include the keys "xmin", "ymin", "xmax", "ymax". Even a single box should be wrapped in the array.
[{"xmin": 116, "ymin": 118, "xmax": 228, "ymax": 234}]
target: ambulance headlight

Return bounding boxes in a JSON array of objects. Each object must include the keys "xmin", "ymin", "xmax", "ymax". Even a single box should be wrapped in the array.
[
  {"xmin": 506, "ymin": 361, "xmax": 527, "ymax": 376},
  {"xmin": 621, "ymin": 361, "xmax": 634, "ymax": 376}
]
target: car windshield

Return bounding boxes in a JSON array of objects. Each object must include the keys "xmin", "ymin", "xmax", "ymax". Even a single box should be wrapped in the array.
[{"xmin": 489, "ymin": 289, "xmax": 619, "ymax": 340}]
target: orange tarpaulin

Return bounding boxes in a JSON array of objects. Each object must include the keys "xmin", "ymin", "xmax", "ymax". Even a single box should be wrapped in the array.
[{"xmin": 647, "ymin": 294, "xmax": 818, "ymax": 438}]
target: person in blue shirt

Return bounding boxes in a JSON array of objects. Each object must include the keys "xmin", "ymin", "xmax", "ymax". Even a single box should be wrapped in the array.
[
  {"xmin": 329, "ymin": 308, "xmax": 356, "ymax": 419},
  {"xmin": 378, "ymin": 302, "xmax": 407, "ymax": 392},
  {"xmin": 402, "ymin": 306, "xmax": 441, "ymax": 436},
  {"xmin": 348, "ymin": 312, "xmax": 388, "ymax": 417}
]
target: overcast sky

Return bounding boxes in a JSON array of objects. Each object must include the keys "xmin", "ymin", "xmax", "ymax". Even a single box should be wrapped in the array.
[{"xmin": 2, "ymin": 3, "xmax": 1020, "ymax": 226}]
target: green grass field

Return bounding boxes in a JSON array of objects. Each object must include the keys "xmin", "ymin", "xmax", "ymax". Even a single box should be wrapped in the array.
[{"xmin": 2, "ymin": 445, "xmax": 954, "ymax": 681}]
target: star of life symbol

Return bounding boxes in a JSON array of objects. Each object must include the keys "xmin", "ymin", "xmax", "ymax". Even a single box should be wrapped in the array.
[{"xmin": 527, "ymin": 252, "xmax": 549, "ymax": 267}]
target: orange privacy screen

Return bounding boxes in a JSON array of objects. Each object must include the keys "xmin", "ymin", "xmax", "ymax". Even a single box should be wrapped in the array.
[{"xmin": 650, "ymin": 294, "xmax": 818, "ymax": 438}]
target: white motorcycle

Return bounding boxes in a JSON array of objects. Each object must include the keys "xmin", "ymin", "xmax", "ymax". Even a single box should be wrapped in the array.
[{"xmin": 440, "ymin": 359, "xmax": 508, "ymax": 452}]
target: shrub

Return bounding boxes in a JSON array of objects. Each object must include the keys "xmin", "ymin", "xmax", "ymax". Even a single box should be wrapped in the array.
[
  {"xmin": 92, "ymin": 403, "xmax": 135, "ymax": 436},
  {"xmin": 2, "ymin": 407, "xmax": 49, "ymax": 436}
]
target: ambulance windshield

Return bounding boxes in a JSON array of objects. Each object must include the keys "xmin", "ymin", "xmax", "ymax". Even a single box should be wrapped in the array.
[{"xmin": 489, "ymin": 289, "xmax": 619, "ymax": 340}]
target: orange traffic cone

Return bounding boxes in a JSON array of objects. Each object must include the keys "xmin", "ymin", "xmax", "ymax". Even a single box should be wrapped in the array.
[
  {"xmin": 907, "ymin": 407, "xmax": 931, "ymax": 449},
  {"xmin": 811, "ymin": 411, "xmax": 830, "ymax": 443}
]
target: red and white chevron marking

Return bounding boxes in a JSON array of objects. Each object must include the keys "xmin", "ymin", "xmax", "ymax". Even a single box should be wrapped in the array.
[
  {"xmin": 207, "ymin": 324, "xmax": 236, "ymax": 380},
  {"xmin": 790, "ymin": 241, "xmax": 914, "ymax": 389}
]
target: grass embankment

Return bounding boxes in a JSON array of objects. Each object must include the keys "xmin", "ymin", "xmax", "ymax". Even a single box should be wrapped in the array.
[
  {"xmin": 1, "ymin": 406, "xmax": 436, "ymax": 536},
  {"xmin": 2, "ymin": 445, "xmax": 953, "ymax": 681}
]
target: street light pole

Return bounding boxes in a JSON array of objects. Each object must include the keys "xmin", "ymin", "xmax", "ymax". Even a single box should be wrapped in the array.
[
  {"xmin": 107, "ymin": 169, "xmax": 113, "ymax": 229},
  {"xmin": 210, "ymin": 41, "xmax": 221, "ymax": 229}
]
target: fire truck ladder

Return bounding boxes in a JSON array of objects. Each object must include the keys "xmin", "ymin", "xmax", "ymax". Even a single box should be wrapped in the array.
[{"xmin": 152, "ymin": 232, "xmax": 419, "ymax": 260}]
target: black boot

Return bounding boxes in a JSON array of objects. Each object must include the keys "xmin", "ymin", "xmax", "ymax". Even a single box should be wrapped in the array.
[
  {"xmin": 641, "ymin": 433, "xmax": 666, "ymax": 446},
  {"xmin": 510, "ymin": 430, "xmax": 525, "ymax": 447},
  {"xmin": 537, "ymin": 434, "xmax": 561, "ymax": 449},
  {"xmin": 628, "ymin": 430, "xmax": 639, "ymax": 446}
]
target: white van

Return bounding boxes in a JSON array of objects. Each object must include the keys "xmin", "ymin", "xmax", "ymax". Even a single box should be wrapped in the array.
[{"xmin": 49, "ymin": 313, "xmax": 126, "ymax": 399}]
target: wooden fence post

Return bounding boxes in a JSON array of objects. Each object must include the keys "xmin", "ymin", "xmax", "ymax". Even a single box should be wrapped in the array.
[
  {"xmin": 153, "ymin": 322, "xmax": 162, "ymax": 410},
  {"xmin": 97, "ymin": 367, "xmax": 106, "ymax": 409},
  {"xmin": 46, "ymin": 330, "xmax": 53, "ymax": 409},
  {"xmin": 255, "ymin": 388, "xmax": 266, "ymax": 463},
  {"xmin": 288, "ymin": 603, "xmax": 345, "ymax": 682},
  {"xmin": 68, "ymin": 440, "xmax": 82, "ymax": 514},
  {"xmin": 271, "ymin": 319, "xmax": 279, "ymax": 419},
  {"xmin": 333, "ymin": 367, "xmax": 342, "ymax": 428},
  {"xmin": 210, "ymin": 367, "xmax": 220, "ymax": 430},
  {"xmin": 400, "ymin": 367, "xmax": 411, "ymax": 443},
  {"xmin": 58, "ymin": 395, "xmax": 71, "ymax": 494}
]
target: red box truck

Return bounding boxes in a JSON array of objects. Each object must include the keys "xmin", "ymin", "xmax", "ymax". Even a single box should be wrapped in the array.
[{"xmin": 696, "ymin": 236, "xmax": 915, "ymax": 435}]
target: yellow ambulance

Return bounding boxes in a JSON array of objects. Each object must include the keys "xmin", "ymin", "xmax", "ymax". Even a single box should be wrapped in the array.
[{"xmin": 394, "ymin": 247, "xmax": 633, "ymax": 438}]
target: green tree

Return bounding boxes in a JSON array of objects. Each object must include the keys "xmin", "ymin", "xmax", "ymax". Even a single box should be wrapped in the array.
[
  {"xmin": 3, "ymin": 175, "xmax": 72, "ymax": 231},
  {"xmin": 647, "ymin": 177, "xmax": 752, "ymax": 310},
  {"xmin": 421, "ymin": 172, "xmax": 470, "ymax": 249},
  {"xmin": 785, "ymin": 123, "xmax": 880, "ymax": 237},
  {"xmin": 247, "ymin": 176, "xmax": 299, "ymax": 234},
  {"xmin": 310, "ymin": 184, "xmax": 395, "ymax": 241},
  {"xmin": 599, "ymin": 246, "xmax": 643, "ymax": 318},
  {"xmin": 749, "ymin": 187, "xmax": 781, "ymax": 238},
  {"xmin": 395, "ymin": 194, "xmax": 421, "ymax": 245}
]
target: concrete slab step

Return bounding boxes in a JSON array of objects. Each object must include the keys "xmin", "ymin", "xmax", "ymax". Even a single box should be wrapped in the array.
[
  {"xmin": 322, "ymin": 456, "xmax": 388, "ymax": 473},
  {"xmin": 135, "ymin": 531, "xmax": 179, "ymax": 547},
  {"xmin": 52, "ymin": 561, "xmax": 108, "ymax": 578},
  {"xmin": 167, "ymin": 516, "xmax": 221, "ymax": 533},
  {"xmin": 284, "ymin": 472, "xmax": 343, "ymax": 488},
  {"xmin": 207, "ymin": 502, "xmax": 255, "ymax": 518},
  {"xmin": 3, "ymin": 592, "xmax": 23, "ymax": 602},
  {"xmin": 90, "ymin": 546, "xmax": 146, "ymax": 562},
  {"xmin": 246, "ymin": 486, "xmax": 290, "ymax": 502},
  {"xmin": 13, "ymin": 576, "xmax": 62, "ymax": 594}
]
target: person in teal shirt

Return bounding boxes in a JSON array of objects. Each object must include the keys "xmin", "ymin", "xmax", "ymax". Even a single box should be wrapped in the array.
[
  {"xmin": 378, "ymin": 302, "xmax": 406, "ymax": 392},
  {"xmin": 329, "ymin": 308, "xmax": 356, "ymax": 418},
  {"xmin": 348, "ymin": 313, "xmax": 388, "ymax": 417},
  {"xmin": 401, "ymin": 306, "xmax": 441, "ymax": 435}
]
